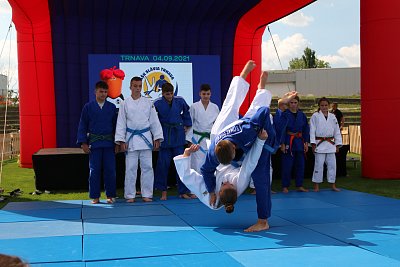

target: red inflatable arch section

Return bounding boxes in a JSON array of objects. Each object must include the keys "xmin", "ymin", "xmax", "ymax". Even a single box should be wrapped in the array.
[
  {"xmin": 361, "ymin": 0, "xmax": 400, "ymax": 179},
  {"xmin": 8, "ymin": 0, "xmax": 56, "ymax": 167},
  {"xmin": 233, "ymin": 0, "xmax": 315, "ymax": 114}
]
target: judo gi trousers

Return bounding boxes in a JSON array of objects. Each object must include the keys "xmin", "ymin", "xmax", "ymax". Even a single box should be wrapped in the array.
[
  {"xmin": 89, "ymin": 147, "xmax": 116, "ymax": 199},
  {"xmin": 155, "ymin": 146, "xmax": 190, "ymax": 194},
  {"xmin": 281, "ymin": 151, "xmax": 305, "ymax": 188},
  {"xmin": 124, "ymin": 149, "xmax": 154, "ymax": 199},
  {"xmin": 251, "ymin": 149, "xmax": 272, "ymax": 219},
  {"xmin": 312, "ymin": 153, "xmax": 337, "ymax": 183}
]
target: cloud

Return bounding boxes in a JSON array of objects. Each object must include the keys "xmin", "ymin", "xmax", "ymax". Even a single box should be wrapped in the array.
[
  {"xmin": 0, "ymin": 1, "xmax": 12, "ymax": 15},
  {"xmin": 319, "ymin": 44, "xmax": 360, "ymax": 67},
  {"xmin": 262, "ymin": 33, "xmax": 310, "ymax": 70},
  {"xmin": 280, "ymin": 12, "xmax": 314, "ymax": 27}
]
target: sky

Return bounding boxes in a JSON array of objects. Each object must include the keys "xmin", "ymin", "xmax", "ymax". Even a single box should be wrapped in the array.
[
  {"xmin": 0, "ymin": 0, "xmax": 360, "ymax": 91},
  {"xmin": 262, "ymin": 0, "xmax": 360, "ymax": 70}
]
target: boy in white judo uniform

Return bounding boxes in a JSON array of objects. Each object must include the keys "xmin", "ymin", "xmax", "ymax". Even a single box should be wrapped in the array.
[
  {"xmin": 310, "ymin": 97, "xmax": 342, "ymax": 192},
  {"xmin": 187, "ymin": 84, "xmax": 220, "ymax": 172},
  {"xmin": 115, "ymin": 77, "xmax": 163, "ymax": 202}
]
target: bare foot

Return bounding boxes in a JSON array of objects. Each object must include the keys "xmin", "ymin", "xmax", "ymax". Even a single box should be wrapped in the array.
[
  {"xmin": 180, "ymin": 193, "xmax": 191, "ymax": 199},
  {"xmin": 240, "ymin": 60, "xmax": 256, "ymax": 79},
  {"xmin": 271, "ymin": 190, "xmax": 276, "ymax": 194},
  {"xmin": 297, "ymin": 187, "xmax": 309, "ymax": 192},
  {"xmin": 282, "ymin": 187, "xmax": 289, "ymax": 193},
  {"xmin": 314, "ymin": 183, "xmax": 320, "ymax": 192},
  {"xmin": 142, "ymin": 197, "xmax": 153, "ymax": 202},
  {"xmin": 106, "ymin": 197, "xmax": 115, "ymax": 204},
  {"xmin": 244, "ymin": 219, "xmax": 269, "ymax": 232},
  {"xmin": 189, "ymin": 194, "xmax": 198, "ymax": 199},
  {"xmin": 250, "ymin": 188, "xmax": 256, "ymax": 195},
  {"xmin": 91, "ymin": 198, "xmax": 100, "ymax": 204},
  {"xmin": 332, "ymin": 184, "xmax": 341, "ymax": 192},
  {"xmin": 258, "ymin": 71, "xmax": 268, "ymax": 89},
  {"xmin": 160, "ymin": 191, "xmax": 167, "ymax": 201},
  {"xmin": 126, "ymin": 198, "xmax": 135, "ymax": 203}
]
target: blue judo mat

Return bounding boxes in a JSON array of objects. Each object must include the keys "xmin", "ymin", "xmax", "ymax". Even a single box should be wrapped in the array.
[{"xmin": 1, "ymin": 189, "xmax": 399, "ymax": 266}]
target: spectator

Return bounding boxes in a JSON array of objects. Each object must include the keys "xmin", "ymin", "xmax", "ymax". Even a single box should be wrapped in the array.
[
  {"xmin": 331, "ymin": 102, "xmax": 345, "ymax": 130},
  {"xmin": 0, "ymin": 254, "xmax": 29, "ymax": 266}
]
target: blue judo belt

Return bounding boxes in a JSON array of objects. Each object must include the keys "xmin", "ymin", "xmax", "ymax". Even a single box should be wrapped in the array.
[{"xmin": 126, "ymin": 127, "xmax": 153, "ymax": 150}]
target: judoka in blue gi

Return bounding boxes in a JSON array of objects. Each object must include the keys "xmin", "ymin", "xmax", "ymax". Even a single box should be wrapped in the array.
[
  {"xmin": 77, "ymin": 81, "xmax": 118, "ymax": 204},
  {"xmin": 153, "ymin": 82, "xmax": 193, "ymax": 200},
  {"xmin": 201, "ymin": 60, "xmax": 279, "ymax": 232},
  {"xmin": 277, "ymin": 95, "xmax": 310, "ymax": 193}
]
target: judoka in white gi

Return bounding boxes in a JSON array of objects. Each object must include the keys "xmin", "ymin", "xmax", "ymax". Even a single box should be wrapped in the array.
[
  {"xmin": 310, "ymin": 97, "xmax": 343, "ymax": 192},
  {"xmin": 115, "ymin": 77, "xmax": 163, "ymax": 202},
  {"xmin": 186, "ymin": 84, "xmax": 220, "ymax": 172}
]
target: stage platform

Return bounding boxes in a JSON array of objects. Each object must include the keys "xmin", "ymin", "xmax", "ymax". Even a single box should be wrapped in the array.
[{"xmin": 0, "ymin": 189, "xmax": 399, "ymax": 266}]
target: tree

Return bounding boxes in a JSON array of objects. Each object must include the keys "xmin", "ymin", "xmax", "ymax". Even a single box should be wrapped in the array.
[{"xmin": 289, "ymin": 47, "xmax": 330, "ymax": 69}]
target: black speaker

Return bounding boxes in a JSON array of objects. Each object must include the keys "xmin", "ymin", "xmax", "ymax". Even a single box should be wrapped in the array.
[
  {"xmin": 33, "ymin": 148, "xmax": 127, "ymax": 191},
  {"xmin": 32, "ymin": 148, "xmax": 89, "ymax": 191}
]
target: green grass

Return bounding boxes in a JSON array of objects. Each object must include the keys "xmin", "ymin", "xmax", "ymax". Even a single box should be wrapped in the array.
[{"xmin": 1, "ymin": 158, "xmax": 399, "ymax": 209}]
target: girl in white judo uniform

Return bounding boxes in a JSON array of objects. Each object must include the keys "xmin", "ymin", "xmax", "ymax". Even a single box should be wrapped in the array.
[
  {"xmin": 186, "ymin": 84, "xmax": 220, "ymax": 172},
  {"xmin": 310, "ymin": 97, "xmax": 343, "ymax": 192},
  {"xmin": 115, "ymin": 77, "xmax": 163, "ymax": 202}
]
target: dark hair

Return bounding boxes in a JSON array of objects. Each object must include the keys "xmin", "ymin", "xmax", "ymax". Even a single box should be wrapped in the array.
[
  {"xmin": 130, "ymin": 76, "xmax": 142, "ymax": 84},
  {"xmin": 317, "ymin": 97, "xmax": 330, "ymax": 112},
  {"xmin": 293, "ymin": 95, "xmax": 300, "ymax": 102},
  {"xmin": 200, "ymin": 84, "xmax": 211, "ymax": 92},
  {"xmin": 95, "ymin": 81, "xmax": 108, "ymax": 90},
  {"xmin": 0, "ymin": 254, "xmax": 29, "ymax": 267},
  {"xmin": 161, "ymin": 82, "xmax": 174, "ymax": 93},
  {"xmin": 220, "ymin": 188, "xmax": 237, "ymax": 213},
  {"xmin": 215, "ymin": 140, "xmax": 235, "ymax": 165},
  {"xmin": 318, "ymin": 97, "xmax": 330, "ymax": 106}
]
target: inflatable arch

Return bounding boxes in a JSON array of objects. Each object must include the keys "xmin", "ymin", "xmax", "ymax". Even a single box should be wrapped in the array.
[{"xmin": 7, "ymin": 0, "xmax": 400, "ymax": 179}]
